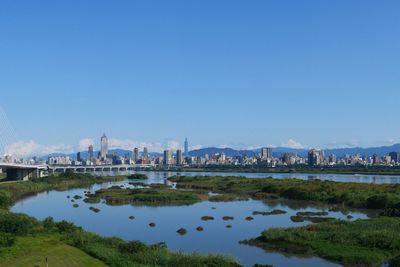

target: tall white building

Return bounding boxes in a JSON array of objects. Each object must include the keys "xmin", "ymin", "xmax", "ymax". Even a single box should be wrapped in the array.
[
  {"xmin": 163, "ymin": 150, "xmax": 172, "ymax": 165},
  {"xmin": 100, "ymin": 133, "xmax": 108, "ymax": 160},
  {"xmin": 184, "ymin": 138, "xmax": 189, "ymax": 157}
]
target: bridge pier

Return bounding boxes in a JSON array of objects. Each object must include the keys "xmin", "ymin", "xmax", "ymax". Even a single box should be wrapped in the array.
[{"xmin": 7, "ymin": 168, "xmax": 39, "ymax": 181}]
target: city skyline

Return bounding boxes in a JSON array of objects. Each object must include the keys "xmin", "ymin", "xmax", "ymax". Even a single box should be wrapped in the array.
[{"xmin": 1, "ymin": 1, "xmax": 400, "ymax": 156}]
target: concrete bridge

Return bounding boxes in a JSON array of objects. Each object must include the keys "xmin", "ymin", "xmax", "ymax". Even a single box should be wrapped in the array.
[
  {"xmin": 0, "ymin": 163, "xmax": 49, "ymax": 181},
  {"xmin": 0, "ymin": 163, "xmax": 155, "ymax": 181},
  {"xmin": 48, "ymin": 164, "xmax": 155, "ymax": 174}
]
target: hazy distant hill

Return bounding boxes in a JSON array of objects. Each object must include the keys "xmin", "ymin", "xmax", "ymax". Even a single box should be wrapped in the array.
[
  {"xmin": 189, "ymin": 144, "xmax": 400, "ymax": 158},
  {"xmin": 43, "ymin": 144, "xmax": 400, "ymax": 160}
]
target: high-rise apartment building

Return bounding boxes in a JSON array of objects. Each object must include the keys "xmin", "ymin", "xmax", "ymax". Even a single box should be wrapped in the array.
[
  {"xmin": 308, "ymin": 149, "xmax": 324, "ymax": 166},
  {"xmin": 389, "ymin": 152, "xmax": 400, "ymax": 163},
  {"xmin": 176, "ymin": 149, "xmax": 183, "ymax": 165},
  {"xmin": 88, "ymin": 145, "xmax": 94, "ymax": 160},
  {"xmin": 184, "ymin": 138, "xmax": 189, "ymax": 157},
  {"xmin": 261, "ymin": 147, "xmax": 272, "ymax": 160},
  {"xmin": 163, "ymin": 150, "xmax": 172, "ymax": 165},
  {"xmin": 133, "ymin": 148, "xmax": 139, "ymax": 162},
  {"xmin": 100, "ymin": 133, "xmax": 108, "ymax": 160}
]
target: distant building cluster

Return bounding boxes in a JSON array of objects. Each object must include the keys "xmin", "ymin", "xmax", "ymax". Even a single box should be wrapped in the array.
[{"xmin": 2, "ymin": 133, "xmax": 400, "ymax": 168}]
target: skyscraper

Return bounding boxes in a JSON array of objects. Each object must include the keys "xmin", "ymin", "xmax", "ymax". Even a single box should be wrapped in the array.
[
  {"xmin": 100, "ymin": 133, "xmax": 108, "ymax": 160},
  {"xmin": 176, "ymin": 149, "xmax": 183, "ymax": 165},
  {"xmin": 133, "ymin": 148, "xmax": 139, "ymax": 162},
  {"xmin": 389, "ymin": 152, "xmax": 400, "ymax": 163},
  {"xmin": 143, "ymin": 147, "xmax": 148, "ymax": 159},
  {"xmin": 88, "ymin": 145, "xmax": 94, "ymax": 161},
  {"xmin": 261, "ymin": 147, "xmax": 272, "ymax": 160},
  {"xmin": 164, "ymin": 150, "xmax": 172, "ymax": 165},
  {"xmin": 184, "ymin": 137, "xmax": 189, "ymax": 157},
  {"xmin": 308, "ymin": 149, "xmax": 324, "ymax": 166}
]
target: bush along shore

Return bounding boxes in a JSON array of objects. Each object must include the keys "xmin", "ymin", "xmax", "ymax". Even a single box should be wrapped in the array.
[
  {"xmin": 0, "ymin": 173, "xmax": 242, "ymax": 267},
  {"xmin": 241, "ymin": 217, "xmax": 400, "ymax": 267},
  {"xmin": 0, "ymin": 173, "xmax": 126, "ymax": 209},
  {"xmin": 168, "ymin": 175, "xmax": 400, "ymax": 215}
]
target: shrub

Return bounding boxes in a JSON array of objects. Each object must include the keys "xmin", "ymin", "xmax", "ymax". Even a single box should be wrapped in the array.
[
  {"xmin": 0, "ymin": 213, "xmax": 36, "ymax": 235},
  {"xmin": 0, "ymin": 233, "xmax": 15, "ymax": 247},
  {"xmin": 118, "ymin": 240, "xmax": 148, "ymax": 254}
]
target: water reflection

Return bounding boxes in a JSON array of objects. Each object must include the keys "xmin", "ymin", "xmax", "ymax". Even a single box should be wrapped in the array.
[{"xmin": 94, "ymin": 170, "xmax": 400, "ymax": 184}]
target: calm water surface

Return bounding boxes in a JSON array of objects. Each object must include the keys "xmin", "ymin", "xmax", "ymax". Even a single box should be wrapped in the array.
[
  {"xmin": 97, "ymin": 170, "xmax": 400, "ymax": 184},
  {"xmin": 12, "ymin": 171, "xmax": 380, "ymax": 267}
]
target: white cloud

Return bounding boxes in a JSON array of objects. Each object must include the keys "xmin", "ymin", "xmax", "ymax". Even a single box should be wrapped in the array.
[
  {"xmin": 216, "ymin": 144, "xmax": 229, "ymax": 149},
  {"xmin": 79, "ymin": 138, "xmax": 94, "ymax": 151},
  {"xmin": 5, "ymin": 141, "xmax": 39, "ymax": 157},
  {"xmin": 5, "ymin": 141, "xmax": 73, "ymax": 157},
  {"xmin": 324, "ymin": 141, "xmax": 360, "ymax": 149},
  {"xmin": 281, "ymin": 139, "xmax": 305, "ymax": 149},
  {"xmin": 190, "ymin": 144, "xmax": 203, "ymax": 150},
  {"xmin": 384, "ymin": 139, "xmax": 397, "ymax": 145}
]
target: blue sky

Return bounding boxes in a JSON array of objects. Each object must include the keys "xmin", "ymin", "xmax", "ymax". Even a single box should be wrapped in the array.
[{"xmin": 1, "ymin": 0, "xmax": 400, "ymax": 155}]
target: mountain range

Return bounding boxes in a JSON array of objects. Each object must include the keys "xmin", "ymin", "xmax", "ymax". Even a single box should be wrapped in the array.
[{"xmin": 43, "ymin": 144, "xmax": 400, "ymax": 160}]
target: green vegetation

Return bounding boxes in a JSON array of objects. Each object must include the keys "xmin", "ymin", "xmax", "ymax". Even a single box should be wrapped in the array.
[
  {"xmin": 201, "ymin": 216, "xmax": 214, "ymax": 221},
  {"xmin": 0, "ymin": 174, "xmax": 242, "ymax": 267},
  {"xmin": 253, "ymin": 210, "xmax": 287, "ymax": 216},
  {"xmin": 243, "ymin": 217, "xmax": 400, "ymax": 267},
  {"xmin": 0, "ymin": 234, "xmax": 107, "ymax": 267},
  {"xmin": 89, "ymin": 207, "xmax": 101, "ymax": 213},
  {"xmin": 0, "ymin": 173, "xmax": 125, "ymax": 209},
  {"xmin": 209, "ymin": 194, "xmax": 238, "ymax": 202},
  {"xmin": 178, "ymin": 165, "xmax": 400, "ymax": 176},
  {"xmin": 0, "ymin": 213, "xmax": 241, "ymax": 267},
  {"xmin": 169, "ymin": 175, "xmax": 400, "ymax": 214},
  {"xmin": 87, "ymin": 186, "xmax": 203, "ymax": 206},
  {"xmin": 177, "ymin": 228, "xmax": 188, "ymax": 236},
  {"xmin": 127, "ymin": 173, "xmax": 149, "ymax": 180}
]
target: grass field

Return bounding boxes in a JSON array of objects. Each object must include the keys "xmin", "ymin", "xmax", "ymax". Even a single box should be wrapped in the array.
[{"xmin": 0, "ymin": 234, "xmax": 107, "ymax": 267}]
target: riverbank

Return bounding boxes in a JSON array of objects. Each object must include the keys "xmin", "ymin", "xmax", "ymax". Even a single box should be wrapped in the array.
[
  {"xmin": 242, "ymin": 217, "xmax": 400, "ymax": 267},
  {"xmin": 157, "ymin": 166, "xmax": 400, "ymax": 176},
  {"xmin": 0, "ymin": 172, "xmax": 126, "ymax": 209},
  {"xmin": 0, "ymin": 174, "xmax": 242, "ymax": 267}
]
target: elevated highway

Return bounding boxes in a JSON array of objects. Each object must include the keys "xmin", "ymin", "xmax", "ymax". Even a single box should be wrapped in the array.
[{"xmin": 0, "ymin": 163, "xmax": 49, "ymax": 181}]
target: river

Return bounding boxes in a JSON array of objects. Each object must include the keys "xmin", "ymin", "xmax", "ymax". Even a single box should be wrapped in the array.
[{"xmin": 12, "ymin": 171, "xmax": 385, "ymax": 266}]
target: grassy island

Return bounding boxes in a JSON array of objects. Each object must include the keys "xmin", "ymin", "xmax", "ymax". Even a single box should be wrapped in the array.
[
  {"xmin": 169, "ymin": 175, "xmax": 400, "ymax": 214},
  {"xmin": 85, "ymin": 186, "xmax": 203, "ymax": 206},
  {"xmin": 242, "ymin": 217, "xmax": 400, "ymax": 267},
  {"xmin": 127, "ymin": 173, "xmax": 149, "ymax": 180}
]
